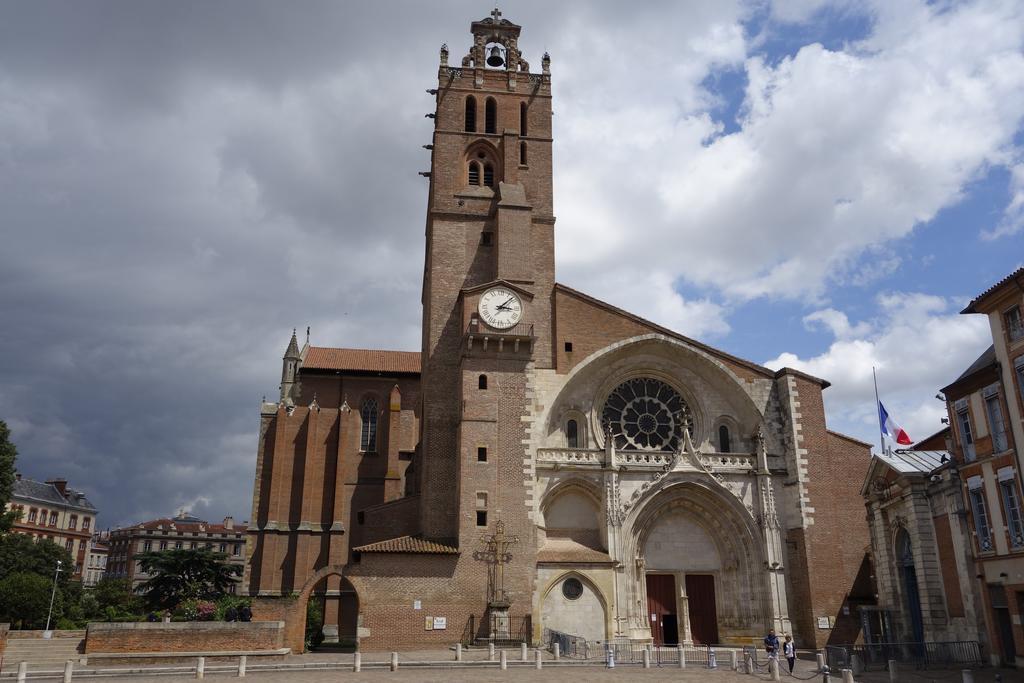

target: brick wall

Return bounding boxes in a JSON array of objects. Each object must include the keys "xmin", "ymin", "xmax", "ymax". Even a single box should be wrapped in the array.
[
  {"xmin": 0, "ymin": 623, "xmax": 7, "ymax": 659},
  {"xmin": 84, "ymin": 622, "xmax": 284, "ymax": 654}
]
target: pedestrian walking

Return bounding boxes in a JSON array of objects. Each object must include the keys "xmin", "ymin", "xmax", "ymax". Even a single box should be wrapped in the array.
[{"xmin": 783, "ymin": 634, "xmax": 795, "ymax": 673}]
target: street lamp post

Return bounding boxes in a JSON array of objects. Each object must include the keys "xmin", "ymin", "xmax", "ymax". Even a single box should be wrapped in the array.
[{"xmin": 44, "ymin": 559, "xmax": 63, "ymax": 638}]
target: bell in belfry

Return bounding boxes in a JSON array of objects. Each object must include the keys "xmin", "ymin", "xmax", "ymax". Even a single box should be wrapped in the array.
[{"xmin": 486, "ymin": 45, "xmax": 505, "ymax": 67}]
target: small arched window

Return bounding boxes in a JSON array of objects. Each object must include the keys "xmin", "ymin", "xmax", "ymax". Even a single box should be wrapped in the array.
[
  {"xmin": 520, "ymin": 102, "xmax": 528, "ymax": 136},
  {"xmin": 360, "ymin": 399, "xmax": 378, "ymax": 452},
  {"xmin": 719, "ymin": 425, "xmax": 731, "ymax": 453},
  {"xmin": 567, "ymin": 419, "xmax": 579, "ymax": 448},
  {"xmin": 485, "ymin": 98, "xmax": 497, "ymax": 134},
  {"xmin": 483, "ymin": 163, "xmax": 495, "ymax": 188},
  {"xmin": 478, "ymin": 374, "xmax": 488, "ymax": 390},
  {"xmin": 468, "ymin": 161, "xmax": 481, "ymax": 186},
  {"xmin": 465, "ymin": 96, "xmax": 477, "ymax": 133},
  {"xmin": 519, "ymin": 142, "xmax": 527, "ymax": 165}
]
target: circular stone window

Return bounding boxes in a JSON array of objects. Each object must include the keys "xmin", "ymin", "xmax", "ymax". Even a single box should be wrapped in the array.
[
  {"xmin": 562, "ymin": 577, "xmax": 584, "ymax": 600},
  {"xmin": 601, "ymin": 377, "xmax": 693, "ymax": 452}
]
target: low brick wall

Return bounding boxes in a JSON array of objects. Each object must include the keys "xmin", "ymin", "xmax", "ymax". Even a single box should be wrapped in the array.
[
  {"xmin": 7, "ymin": 629, "xmax": 85, "ymax": 639},
  {"xmin": 84, "ymin": 622, "xmax": 285, "ymax": 655},
  {"xmin": 0, "ymin": 624, "xmax": 8, "ymax": 659}
]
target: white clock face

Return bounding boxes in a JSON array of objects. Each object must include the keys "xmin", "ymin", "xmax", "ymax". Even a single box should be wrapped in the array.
[{"xmin": 478, "ymin": 287, "xmax": 523, "ymax": 330}]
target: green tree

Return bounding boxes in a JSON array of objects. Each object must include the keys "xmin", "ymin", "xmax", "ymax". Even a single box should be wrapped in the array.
[
  {"xmin": 135, "ymin": 549, "xmax": 241, "ymax": 611},
  {"xmin": 92, "ymin": 577, "xmax": 141, "ymax": 615},
  {"xmin": 0, "ymin": 533, "xmax": 73, "ymax": 587},
  {"xmin": 0, "ymin": 421, "xmax": 19, "ymax": 532},
  {"xmin": 0, "ymin": 572, "xmax": 60, "ymax": 629}
]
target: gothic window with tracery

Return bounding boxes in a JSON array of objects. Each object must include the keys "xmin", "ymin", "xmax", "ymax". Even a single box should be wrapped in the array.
[
  {"xmin": 360, "ymin": 398, "xmax": 378, "ymax": 452},
  {"xmin": 600, "ymin": 377, "xmax": 693, "ymax": 452},
  {"xmin": 468, "ymin": 161, "xmax": 481, "ymax": 186},
  {"xmin": 483, "ymin": 163, "xmax": 495, "ymax": 187}
]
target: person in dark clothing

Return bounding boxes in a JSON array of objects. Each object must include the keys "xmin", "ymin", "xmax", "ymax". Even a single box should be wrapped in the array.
[
  {"xmin": 239, "ymin": 605, "xmax": 252, "ymax": 622},
  {"xmin": 764, "ymin": 628, "xmax": 780, "ymax": 661},
  {"xmin": 783, "ymin": 634, "xmax": 796, "ymax": 673},
  {"xmin": 225, "ymin": 606, "xmax": 238, "ymax": 622}
]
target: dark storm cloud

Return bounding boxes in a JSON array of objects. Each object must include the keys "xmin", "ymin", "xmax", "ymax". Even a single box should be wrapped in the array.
[{"xmin": 0, "ymin": 0, "xmax": 654, "ymax": 527}]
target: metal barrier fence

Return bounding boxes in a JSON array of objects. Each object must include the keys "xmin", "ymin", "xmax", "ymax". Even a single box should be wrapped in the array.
[
  {"xmin": 543, "ymin": 628, "xmax": 590, "ymax": 659},
  {"xmin": 825, "ymin": 641, "xmax": 984, "ymax": 671},
  {"xmin": 605, "ymin": 642, "xmax": 722, "ymax": 667},
  {"xmin": 460, "ymin": 614, "xmax": 533, "ymax": 647}
]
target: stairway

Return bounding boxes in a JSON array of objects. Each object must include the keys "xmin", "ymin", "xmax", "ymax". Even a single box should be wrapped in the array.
[{"xmin": 1, "ymin": 635, "xmax": 85, "ymax": 674}]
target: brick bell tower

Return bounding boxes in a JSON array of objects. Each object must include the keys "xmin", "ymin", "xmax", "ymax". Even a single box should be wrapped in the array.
[{"xmin": 418, "ymin": 8, "xmax": 553, "ymax": 609}]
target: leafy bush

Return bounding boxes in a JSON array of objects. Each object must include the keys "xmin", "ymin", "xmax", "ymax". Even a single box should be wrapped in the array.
[
  {"xmin": 214, "ymin": 595, "xmax": 251, "ymax": 621},
  {"xmin": 0, "ymin": 572, "xmax": 59, "ymax": 629}
]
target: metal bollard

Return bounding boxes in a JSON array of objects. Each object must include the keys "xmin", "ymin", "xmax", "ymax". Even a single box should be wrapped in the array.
[
  {"xmin": 822, "ymin": 666, "xmax": 831, "ymax": 683},
  {"xmin": 678, "ymin": 645, "xmax": 686, "ymax": 668},
  {"xmin": 770, "ymin": 658, "xmax": 781, "ymax": 681},
  {"xmin": 536, "ymin": 648, "xmax": 543, "ymax": 669},
  {"xmin": 745, "ymin": 652, "xmax": 753, "ymax": 675},
  {"xmin": 841, "ymin": 669, "xmax": 854, "ymax": 683},
  {"xmin": 888, "ymin": 659, "xmax": 897, "ymax": 683},
  {"xmin": 962, "ymin": 670, "xmax": 975, "ymax": 683},
  {"xmin": 708, "ymin": 648, "xmax": 717, "ymax": 669},
  {"xmin": 642, "ymin": 647, "xmax": 651, "ymax": 669},
  {"xmin": 196, "ymin": 656, "xmax": 205, "ymax": 679},
  {"xmin": 500, "ymin": 650, "xmax": 507, "ymax": 670},
  {"xmin": 64, "ymin": 660, "xmax": 74, "ymax": 683},
  {"xmin": 553, "ymin": 642, "xmax": 560, "ymax": 660},
  {"xmin": 237, "ymin": 655, "xmax": 246, "ymax": 678},
  {"xmin": 353, "ymin": 652, "xmax": 361, "ymax": 672},
  {"xmin": 607, "ymin": 644, "xmax": 616, "ymax": 669},
  {"xmin": 456, "ymin": 643, "xmax": 462, "ymax": 661},
  {"xmin": 390, "ymin": 651, "xmax": 398, "ymax": 671},
  {"xmin": 521, "ymin": 642, "xmax": 528, "ymax": 661},
  {"xmin": 17, "ymin": 662, "xmax": 27, "ymax": 683},
  {"xmin": 851, "ymin": 653, "xmax": 864, "ymax": 675},
  {"xmin": 729, "ymin": 649, "xmax": 737, "ymax": 670},
  {"xmin": 489, "ymin": 642, "xmax": 496, "ymax": 661}
]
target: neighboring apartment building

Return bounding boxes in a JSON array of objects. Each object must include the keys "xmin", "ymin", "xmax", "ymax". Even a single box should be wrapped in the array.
[
  {"xmin": 5, "ymin": 475, "xmax": 98, "ymax": 580},
  {"xmin": 84, "ymin": 530, "xmax": 110, "ymax": 587},
  {"xmin": 944, "ymin": 267, "xmax": 1024, "ymax": 666},
  {"xmin": 106, "ymin": 512, "xmax": 247, "ymax": 592}
]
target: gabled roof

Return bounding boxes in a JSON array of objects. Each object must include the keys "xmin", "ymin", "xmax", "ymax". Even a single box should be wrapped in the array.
[
  {"xmin": 555, "ymin": 283, "xmax": 830, "ymax": 387},
  {"xmin": 12, "ymin": 478, "xmax": 97, "ymax": 512},
  {"xmin": 302, "ymin": 347, "xmax": 421, "ymax": 375},
  {"xmin": 961, "ymin": 267, "xmax": 1024, "ymax": 314},
  {"xmin": 353, "ymin": 535, "xmax": 459, "ymax": 554},
  {"xmin": 827, "ymin": 430, "xmax": 874, "ymax": 448}
]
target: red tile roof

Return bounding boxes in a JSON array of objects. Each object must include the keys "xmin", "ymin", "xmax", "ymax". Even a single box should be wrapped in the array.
[
  {"xmin": 303, "ymin": 347, "xmax": 421, "ymax": 374},
  {"xmin": 352, "ymin": 535, "xmax": 458, "ymax": 554}
]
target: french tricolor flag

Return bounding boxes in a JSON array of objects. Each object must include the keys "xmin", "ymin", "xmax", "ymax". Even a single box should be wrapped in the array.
[{"xmin": 878, "ymin": 401, "xmax": 913, "ymax": 446}]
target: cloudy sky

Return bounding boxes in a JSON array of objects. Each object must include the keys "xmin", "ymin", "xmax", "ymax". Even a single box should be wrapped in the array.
[{"xmin": 2, "ymin": 0, "xmax": 1023, "ymax": 529}]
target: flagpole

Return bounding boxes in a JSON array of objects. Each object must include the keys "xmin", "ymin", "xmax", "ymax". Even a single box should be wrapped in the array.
[{"xmin": 872, "ymin": 366, "xmax": 886, "ymax": 455}]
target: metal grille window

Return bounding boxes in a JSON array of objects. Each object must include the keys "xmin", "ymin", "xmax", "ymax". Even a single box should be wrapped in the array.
[
  {"xmin": 1005, "ymin": 306, "xmax": 1023, "ymax": 341},
  {"xmin": 361, "ymin": 399, "xmax": 378, "ymax": 452},
  {"xmin": 483, "ymin": 163, "xmax": 494, "ymax": 187},
  {"xmin": 985, "ymin": 393, "xmax": 1008, "ymax": 453},
  {"xmin": 969, "ymin": 485, "xmax": 994, "ymax": 552},
  {"xmin": 485, "ymin": 98, "xmax": 497, "ymax": 134},
  {"xmin": 464, "ymin": 96, "xmax": 476, "ymax": 132},
  {"xmin": 957, "ymin": 407, "xmax": 975, "ymax": 462},
  {"xmin": 999, "ymin": 473, "xmax": 1024, "ymax": 548},
  {"xmin": 468, "ymin": 161, "xmax": 481, "ymax": 186}
]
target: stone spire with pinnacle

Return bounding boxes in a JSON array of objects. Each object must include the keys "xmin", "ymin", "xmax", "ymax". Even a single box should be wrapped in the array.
[{"xmin": 279, "ymin": 328, "xmax": 302, "ymax": 406}]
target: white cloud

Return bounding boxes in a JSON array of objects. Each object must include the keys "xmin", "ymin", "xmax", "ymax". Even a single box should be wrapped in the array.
[
  {"xmin": 556, "ymin": 0, "xmax": 1024, "ymax": 307},
  {"xmin": 984, "ymin": 162, "xmax": 1024, "ymax": 240},
  {"xmin": 765, "ymin": 291, "xmax": 991, "ymax": 449}
]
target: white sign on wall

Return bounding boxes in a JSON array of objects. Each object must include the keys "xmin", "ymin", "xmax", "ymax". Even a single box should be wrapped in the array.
[
  {"xmin": 816, "ymin": 617, "xmax": 831, "ymax": 629},
  {"xmin": 433, "ymin": 617, "xmax": 447, "ymax": 630},
  {"xmin": 413, "ymin": 600, "xmax": 421, "ymax": 610}
]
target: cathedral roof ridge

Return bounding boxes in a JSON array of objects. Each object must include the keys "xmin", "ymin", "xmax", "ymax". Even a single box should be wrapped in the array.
[
  {"xmin": 553, "ymin": 282, "xmax": 784, "ymax": 382},
  {"xmin": 303, "ymin": 346, "xmax": 421, "ymax": 375}
]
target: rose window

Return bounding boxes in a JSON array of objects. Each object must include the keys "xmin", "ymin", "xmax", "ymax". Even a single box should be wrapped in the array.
[{"xmin": 600, "ymin": 378, "xmax": 693, "ymax": 452}]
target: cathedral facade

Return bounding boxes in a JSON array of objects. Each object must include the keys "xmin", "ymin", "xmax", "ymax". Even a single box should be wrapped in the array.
[{"xmin": 246, "ymin": 11, "xmax": 874, "ymax": 651}]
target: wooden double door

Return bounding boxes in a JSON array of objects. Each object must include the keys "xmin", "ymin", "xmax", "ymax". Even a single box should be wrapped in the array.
[{"xmin": 646, "ymin": 573, "xmax": 719, "ymax": 646}]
